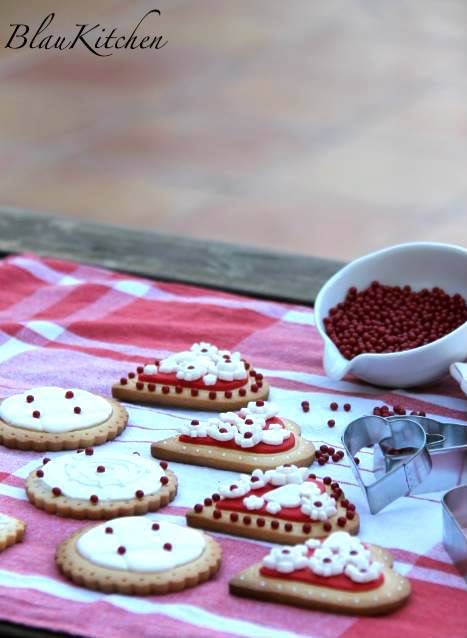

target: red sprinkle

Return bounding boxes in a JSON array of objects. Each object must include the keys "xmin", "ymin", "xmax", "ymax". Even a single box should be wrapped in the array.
[
  {"xmin": 191, "ymin": 389, "xmax": 199, "ymax": 397},
  {"xmin": 213, "ymin": 510, "xmax": 222, "ymax": 519},
  {"xmin": 301, "ymin": 400, "xmax": 310, "ymax": 413},
  {"xmin": 32, "ymin": 410, "xmax": 40, "ymax": 418},
  {"xmin": 160, "ymin": 476, "xmax": 169, "ymax": 485},
  {"xmin": 26, "ymin": 395, "xmax": 34, "ymax": 403},
  {"xmin": 96, "ymin": 465, "xmax": 105, "ymax": 473},
  {"xmin": 323, "ymin": 477, "xmax": 332, "ymax": 485},
  {"xmin": 152, "ymin": 523, "xmax": 160, "ymax": 530},
  {"xmin": 162, "ymin": 386, "xmax": 170, "ymax": 394},
  {"xmin": 332, "ymin": 453, "xmax": 340, "ymax": 462},
  {"xmin": 337, "ymin": 517, "xmax": 347, "ymax": 527},
  {"xmin": 209, "ymin": 391, "xmax": 216, "ymax": 400},
  {"xmin": 256, "ymin": 400, "xmax": 265, "ymax": 407},
  {"xmin": 105, "ymin": 527, "xmax": 113, "ymax": 534},
  {"xmin": 204, "ymin": 497, "xmax": 212, "ymax": 506},
  {"xmin": 354, "ymin": 457, "xmax": 360, "ymax": 465},
  {"xmin": 148, "ymin": 383, "xmax": 155, "ymax": 392},
  {"xmin": 90, "ymin": 495, "xmax": 99, "ymax": 504},
  {"xmin": 136, "ymin": 366, "xmax": 144, "ymax": 374},
  {"xmin": 65, "ymin": 390, "xmax": 74, "ymax": 399},
  {"xmin": 194, "ymin": 504, "xmax": 203, "ymax": 513},
  {"xmin": 212, "ymin": 493, "xmax": 220, "ymax": 502},
  {"xmin": 36, "ymin": 469, "xmax": 44, "ymax": 478},
  {"xmin": 120, "ymin": 378, "xmax": 128, "ymax": 385},
  {"xmin": 163, "ymin": 543, "xmax": 172, "ymax": 551},
  {"xmin": 224, "ymin": 391, "xmax": 232, "ymax": 399},
  {"xmin": 230, "ymin": 512, "xmax": 239, "ymax": 522},
  {"xmin": 243, "ymin": 515, "xmax": 251, "ymax": 525},
  {"xmin": 135, "ymin": 381, "xmax": 144, "ymax": 390},
  {"xmin": 73, "ymin": 406, "xmax": 81, "ymax": 414},
  {"xmin": 302, "ymin": 523, "xmax": 311, "ymax": 533},
  {"xmin": 117, "ymin": 546, "xmax": 126, "ymax": 555},
  {"xmin": 347, "ymin": 511, "xmax": 355, "ymax": 520},
  {"xmin": 343, "ymin": 403, "xmax": 351, "ymax": 412},
  {"xmin": 330, "ymin": 402, "xmax": 338, "ymax": 411},
  {"xmin": 159, "ymin": 461, "xmax": 168, "ymax": 470},
  {"xmin": 257, "ymin": 518, "xmax": 265, "ymax": 527},
  {"xmin": 323, "ymin": 521, "xmax": 332, "ymax": 532},
  {"xmin": 135, "ymin": 490, "xmax": 144, "ymax": 499},
  {"xmin": 271, "ymin": 520, "xmax": 280, "ymax": 529},
  {"xmin": 85, "ymin": 448, "xmax": 94, "ymax": 456},
  {"xmin": 128, "ymin": 372, "xmax": 135, "ymax": 379},
  {"xmin": 43, "ymin": 457, "xmax": 50, "ymax": 464},
  {"xmin": 239, "ymin": 388, "xmax": 246, "ymax": 397},
  {"xmin": 284, "ymin": 523, "xmax": 293, "ymax": 532},
  {"xmin": 52, "ymin": 487, "xmax": 61, "ymax": 496}
]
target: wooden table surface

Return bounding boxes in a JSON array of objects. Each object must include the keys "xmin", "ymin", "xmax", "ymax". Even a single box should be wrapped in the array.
[{"xmin": 0, "ymin": 208, "xmax": 342, "ymax": 638}]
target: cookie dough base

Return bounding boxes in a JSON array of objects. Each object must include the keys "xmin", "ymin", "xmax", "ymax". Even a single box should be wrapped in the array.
[
  {"xmin": 26, "ymin": 468, "xmax": 178, "ymax": 520},
  {"xmin": 0, "ymin": 397, "xmax": 128, "ymax": 451},
  {"xmin": 112, "ymin": 378, "xmax": 270, "ymax": 411},
  {"xmin": 0, "ymin": 516, "xmax": 25, "ymax": 552},
  {"xmin": 187, "ymin": 483, "xmax": 359, "ymax": 544},
  {"xmin": 230, "ymin": 545, "xmax": 411, "ymax": 615},
  {"xmin": 151, "ymin": 419, "xmax": 315, "ymax": 473},
  {"xmin": 56, "ymin": 526, "xmax": 222, "ymax": 595}
]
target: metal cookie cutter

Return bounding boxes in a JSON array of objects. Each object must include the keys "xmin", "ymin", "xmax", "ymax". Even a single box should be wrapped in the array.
[
  {"xmin": 442, "ymin": 485, "xmax": 467, "ymax": 582},
  {"xmin": 342, "ymin": 415, "xmax": 432, "ymax": 514},
  {"xmin": 343, "ymin": 414, "xmax": 467, "ymax": 513}
]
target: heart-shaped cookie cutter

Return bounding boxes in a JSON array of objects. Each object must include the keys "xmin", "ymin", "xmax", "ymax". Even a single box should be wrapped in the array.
[
  {"xmin": 343, "ymin": 414, "xmax": 467, "ymax": 513},
  {"xmin": 442, "ymin": 484, "xmax": 467, "ymax": 582}
]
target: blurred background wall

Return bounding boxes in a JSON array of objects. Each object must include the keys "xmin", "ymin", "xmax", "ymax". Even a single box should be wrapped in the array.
[{"xmin": 0, "ymin": 0, "xmax": 466, "ymax": 260}]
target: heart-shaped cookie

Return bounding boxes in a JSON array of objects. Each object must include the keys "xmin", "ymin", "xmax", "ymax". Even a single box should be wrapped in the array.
[
  {"xmin": 151, "ymin": 401, "xmax": 315, "ymax": 472},
  {"xmin": 187, "ymin": 464, "xmax": 358, "ymax": 543},
  {"xmin": 230, "ymin": 531, "xmax": 410, "ymax": 615},
  {"xmin": 112, "ymin": 341, "xmax": 269, "ymax": 410}
]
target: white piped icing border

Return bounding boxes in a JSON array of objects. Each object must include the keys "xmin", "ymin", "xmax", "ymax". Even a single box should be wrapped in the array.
[
  {"xmin": 38, "ymin": 451, "xmax": 165, "ymax": 501},
  {"xmin": 263, "ymin": 532, "xmax": 383, "ymax": 583},
  {"xmin": 0, "ymin": 387, "xmax": 112, "ymax": 433},
  {"xmin": 76, "ymin": 517, "xmax": 206, "ymax": 572}
]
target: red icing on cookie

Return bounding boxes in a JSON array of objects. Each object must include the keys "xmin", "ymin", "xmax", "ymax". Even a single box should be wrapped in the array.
[
  {"xmin": 216, "ymin": 479, "xmax": 326, "ymax": 522},
  {"xmin": 259, "ymin": 566, "xmax": 384, "ymax": 592},
  {"xmin": 138, "ymin": 372, "xmax": 248, "ymax": 391},
  {"xmin": 179, "ymin": 432, "xmax": 295, "ymax": 454}
]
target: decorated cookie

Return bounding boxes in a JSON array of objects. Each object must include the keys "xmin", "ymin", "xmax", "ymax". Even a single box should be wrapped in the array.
[
  {"xmin": 111, "ymin": 341, "xmax": 269, "ymax": 410},
  {"xmin": 56, "ymin": 516, "xmax": 222, "ymax": 595},
  {"xmin": 230, "ymin": 532, "xmax": 410, "ymax": 615},
  {"xmin": 26, "ymin": 450, "xmax": 177, "ymax": 519},
  {"xmin": 151, "ymin": 400, "xmax": 315, "ymax": 472},
  {"xmin": 187, "ymin": 465, "xmax": 358, "ymax": 543},
  {"xmin": 0, "ymin": 513, "xmax": 26, "ymax": 552},
  {"xmin": 0, "ymin": 387, "xmax": 128, "ymax": 451}
]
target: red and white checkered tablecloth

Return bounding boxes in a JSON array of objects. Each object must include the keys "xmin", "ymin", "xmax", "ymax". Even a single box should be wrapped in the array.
[{"xmin": 0, "ymin": 253, "xmax": 466, "ymax": 638}]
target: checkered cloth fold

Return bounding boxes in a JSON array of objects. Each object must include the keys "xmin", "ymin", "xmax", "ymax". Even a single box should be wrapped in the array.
[{"xmin": 0, "ymin": 254, "xmax": 465, "ymax": 638}]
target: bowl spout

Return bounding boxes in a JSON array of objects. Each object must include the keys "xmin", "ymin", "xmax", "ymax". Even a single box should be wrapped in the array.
[{"xmin": 323, "ymin": 344, "xmax": 352, "ymax": 380}]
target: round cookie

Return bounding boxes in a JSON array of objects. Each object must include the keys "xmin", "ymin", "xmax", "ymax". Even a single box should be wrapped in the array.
[
  {"xmin": 56, "ymin": 517, "xmax": 222, "ymax": 594},
  {"xmin": 0, "ymin": 387, "xmax": 128, "ymax": 451},
  {"xmin": 0, "ymin": 513, "xmax": 26, "ymax": 552},
  {"xmin": 26, "ymin": 451, "xmax": 177, "ymax": 519}
]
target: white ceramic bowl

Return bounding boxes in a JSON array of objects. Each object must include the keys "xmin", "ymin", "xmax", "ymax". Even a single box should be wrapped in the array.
[{"xmin": 314, "ymin": 242, "xmax": 467, "ymax": 388}]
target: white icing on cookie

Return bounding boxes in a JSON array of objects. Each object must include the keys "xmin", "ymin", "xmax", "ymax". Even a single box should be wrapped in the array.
[
  {"xmin": 263, "ymin": 546, "xmax": 308, "ymax": 573},
  {"xmin": 219, "ymin": 481, "xmax": 250, "ymax": 498},
  {"xmin": 0, "ymin": 387, "xmax": 112, "ymax": 433},
  {"xmin": 40, "ymin": 452, "xmax": 165, "ymax": 500},
  {"xmin": 153, "ymin": 342, "xmax": 247, "ymax": 385},
  {"xmin": 76, "ymin": 517, "xmax": 206, "ymax": 572},
  {"xmin": 206, "ymin": 420, "xmax": 235, "ymax": 441},
  {"xmin": 243, "ymin": 495, "xmax": 265, "ymax": 510},
  {"xmin": 262, "ymin": 533, "xmax": 383, "ymax": 583},
  {"xmin": 300, "ymin": 492, "xmax": 337, "ymax": 521},
  {"xmin": 239, "ymin": 401, "xmax": 279, "ymax": 419},
  {"xmin": 178, "ymin": 420, "xmax": 207, "ymax": 438},
  {"xmin": 264, "ymin": 465, "xmax": 310, "ymax": 486}
]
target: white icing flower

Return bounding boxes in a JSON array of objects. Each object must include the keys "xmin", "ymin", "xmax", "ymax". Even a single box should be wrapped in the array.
[
  {"xmin": 191, "ymin": 342, "xmax": 218, "ymax": 357},
  {"xmin": 300, "ymin": 493, "xmax": 337, "ymax": 521},
  {"xmin": 261, "ymin": 428, "xmax": 291, "ymax": 446},
  {"xmin": 305, "ymin": 538, "xmax": 321, "ymax": 550},
  {"xmin": 202, "ymin": 373, "xmax": 218, "ymax": 386},
  {"xmin": 237, "ymin": 416, "xmax": 265, "ymax": 433},
  {"xmin": 240, "ymin": 469, "xmax": 268, "ymax": 489},
  {"xmin": 219, "ymin": 411, "xmax": 244, "ymax": 427},
  {"xmin": 143, "ymin": 363, "xmax": 158, "ymax": 374},
  {"xmin": 344, "ymin": 561, "xmax": 383, "ymax": 583},
  {"xmin": 309, "ymin": 547, "xmax": 345, "ymax": 577},
  {"xmin": 299, "ymin": 482, "xmax": 322, "ymax": 499},
  {"xmin": 265, "ymin": 465, "xmax": 309, "ymax": 486},
  {"xmin": 263, "ymin": 546, "xmax": 308, "ymax": 573},
  {"xmin": 176, "ymin": 360, "xmax": 206, "ymax": 381},
  {"xmin": 240, "ymin": 401, "xmax": 279, "ymax": 419},
  {"xmin": 216, "ymin": 357, "xmax": 247, "ymax": 381},
  {"xmin": 179, "ymin": 420, "xmax": 207, "ymax": 438},
  {"xmin": 219, "ymin": 480, "xmax": 250, "ymax": 498},
  {"xmin": 206, "ymin": 420, "xmax": 235, "ymax": 441},
  {"xmin": 265, "ymin": 501, "xmax": 282, "ymax": 514},
  {"xmin": 243, "ymin": 495, "xmax": 265, "ymax": 510},
  {"xmin": 158, "ymin": 356, "xmax": 180, "ymax": 373},
  {"xmin": 216, "ymin": 349, "xmax": 242, "ymax": 362},
  {"xmin": 234, "ymin": 429, "xmax": 262, "ymax": 448}
]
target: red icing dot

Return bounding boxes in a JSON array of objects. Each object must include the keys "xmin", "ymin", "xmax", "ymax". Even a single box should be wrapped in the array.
[
  {"xmin": 194, "ymin": 504, "xmax": 203, "ymax": 513},
  {"xmin": 204, "ymin": 497, "xmax": 212, "ymax": 506},
  {"xmin": 128, "ymin": 372, "xmax": 135, "ymax": 379},
  {"xmin": 136, "ymin": 366, "xmax": 144, "ymax": 374},
  {"xmin": 162, "ymin": 386, "xmax": 170, "ymax": 394},
  {"xmin": 163, "ymin": 542, "xmax": 172, "ymax": 551},
  {"xmin": 36, "ymin": 469, "xmax": 44, "ymax": 478},
  {"xmin": 209, "ymin": 391, "xmax": 216, "ymax": 400},
  {"xmin": 244, "ymin": 362, "xmax": 250, "ymax": 370},
  {"xmin": 32, "ymin": 410, "xmax": 40, "ymax": 419},
  {"xmin": 135, "ymin": 490, "xmax": 144, "ymax": 499},
  {"xmin": 230, "ymin": 512, "xmax": 239, "ymax": 522},
  {"xmin": 271, "ymin": 520, "xmax": 280, "ymax": 529},
  {"xmin": 96, "ymin": 465, "xmax": 105, "ymax": 473},
  {"xmin": 323, "ymin": 521, "xmax": 332, "ymax": 532},
  {"xmin": 191, "ymin": 389, "xmax": 199, "ymax": 397},
  {"xmin": 65, "ymin": 391, "xmax": 74, "ymax": 399},
  {"xmin": 302, "ymin": 523, "xmax": 311, "ymax": 533},
  {"xmin": 136, "ymin": 382, "xmax": 144, "ymax": 390},
  {"xmin": 85, "ymin": 448, "xmax": 94, "ymax": 456},
  {"xmin": 212, "ymin": 493, "xmax": 220, "ymax": 502},
  {"xmin": 347, "ymin": 503, "xmax": 356, "ymax": 511},
  {"xmin": 314, "ymin": 501, "xmax": 322, "ymax": 507},
  {"xmin": 160, "ymin": 476, "xmax": 169, "ymax": 485},
  {"xmin": 175, "ymin": 386, "xmax": 183, "ymax": 394},
  {"xmin": 74, "ymin": 406, "xmax": 81, "ymax": 414},
  {"xmin": 309, "ymin": 473, "xmax": 316, "ymax": 479},
  {"xmin": 26, "ymin": 395, "xmax": 34, "ymax": 403},
  {"xmin": 323, "ymin": 477, "xmax": 332, "ymax": 485},
  {"xmin": 90, "ymin": 495, "xmax": 99, "ymax": 504},
  {"xmin": 330, "ymin": 402, "xmax": 338, "ymax": 411},
  {"xmin": 251, "ymin": 384, "xmax": 258, "ymax": 393},
  {"xmin": 257, "ymin": 518, "xmax": 265, "ymax": 527},
  {"xmin": 239, "ymin": 388, "xmax": 246, "ymax": 397},
  {"xmin": 52, "ymin": 487, "xmax": 61, "ymax": 496},
  {"xmin": 159, "ymin": 461, "xmax": 168, "ymax": 470},
  {"xmin": 337, "ymin": 517, "xmax": 347, "ymax": 527},
  {"xmin": 120, "ymin": 378, "xmax": 128, "ymax": 385},
  {"xmin": 331, "ymin": 481, "xmax": 339, "ymax": 489},
  {"xmin": 256, "ymin": 374, "xmax": 263, "ymax": 381},
  {"xmin": 250, "ymin": 476, "xmax": 259, "ymax": 483},
  {"xmin": 284, "ymin": 523, "xmax": 293, "ymax": 532},
  {"xmin": 244, "ymin": 419, "xmax": 254, "ymax": 426},
  {"xmin": 347, "ymin": 511, "xmax": 355, "ymax": 520},
  {"xmin": 256, "ymin": 400, "xmax": 265, "ymax": 407},
  {"xmin": 105, "ymin": 527, "xmax": 113, "ymax": 534},
  {"xmin": 148, "ymin": 383, "xmax": 155, "ymax": 392},
  {"xmin": 224, "ymin": 391, "xmax": 232, "ymax": 399},
  {"xmin": 117, "ymin": 546, "xmax": 126, "ymax": 555},
  {"xmin": 243, "ymin": 515, "xmax": 252, "ymax": 525},
  {"xmin": 244, "ymin": 432, "xmax": 253, "ymax": 439},
  {"xmin": 213, "ymin": 510, "xmax": 222, "ymax": 519},
  {"xmin": 152, "ymin": 523, "xmax": 160, "ymax": 530}
]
